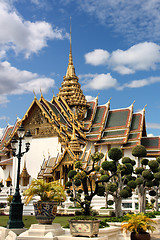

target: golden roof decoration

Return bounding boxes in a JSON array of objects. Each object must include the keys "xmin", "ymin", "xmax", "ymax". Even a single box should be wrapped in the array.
[
  {"xmin": 6, "ymin": 172, "xmax": 12, "ymax": 182},
  {"xmin": 20, "ymin": 159, "xmax": 30, "ymax": 178},
  {"xmin": 68, "ymin": 121, "xmax": 82, "ymax": 155},
  {"xmin": 58, "ymin": 21, "xmax": 90, "ymax": 120}
]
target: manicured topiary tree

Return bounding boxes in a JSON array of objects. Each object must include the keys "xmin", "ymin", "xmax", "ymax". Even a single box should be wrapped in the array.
[
  {"xmin": 66, "ymin": 152, "xmax": 105, "ymax": 216},
  {"xmin": 132, "ymin": 145, "xmax": 160, "ymax": 212},
  {"xmin": 132, "ymin": 144, "xmax": 147, "ymax": 167},
  {"xmin": 101, "ymin": 148, "xmax": 135, "ymax": 217},
  {"xmin": 151, "ymin": 156, "xmax": 160, "ymax": 211}
]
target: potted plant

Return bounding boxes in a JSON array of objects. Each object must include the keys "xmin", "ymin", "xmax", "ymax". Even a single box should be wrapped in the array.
[
  {"xmin": 66, "ymin": 151, "xmax": 106, "ymax": 237},
  {"xmin": 23, "ymin": 179, "xmax": 66, "ymax": 224},
  {"xmin": 121, "ymin": 213, "xmax": 156, "ymax": 240}
]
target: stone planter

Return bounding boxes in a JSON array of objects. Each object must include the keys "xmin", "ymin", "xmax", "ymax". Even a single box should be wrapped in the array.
[
  {"xmin": 131, "ymin": 232, "xmax": 150, "ymax": 240},
  {"xmin": 69, "ymin": 219, "xmax": 100, "ymax": 237},
  {"xmin": 33, "ymin": 201, "xmax": 58, "ymax": 224}
]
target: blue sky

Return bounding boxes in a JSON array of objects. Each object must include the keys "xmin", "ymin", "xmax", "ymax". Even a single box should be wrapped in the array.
[{"xmin": 0, "ymin": 0, "xmax": 160, "ymax": 136}]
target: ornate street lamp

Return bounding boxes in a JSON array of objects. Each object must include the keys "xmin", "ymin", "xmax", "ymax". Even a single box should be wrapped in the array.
[{"xmin": 7, "ymin": 125, "xmax": 32, "ymax": 229}]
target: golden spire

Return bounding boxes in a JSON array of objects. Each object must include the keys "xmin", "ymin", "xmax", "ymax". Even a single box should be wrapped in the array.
[{"xmin": 66, "ymin": 17, "xmax": 76, "ymax": 78}]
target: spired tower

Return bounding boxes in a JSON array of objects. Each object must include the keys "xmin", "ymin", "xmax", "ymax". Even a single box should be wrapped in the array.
[{"xmin": 58, "ymin": 23, "xmax": 90, "ymax": 120}]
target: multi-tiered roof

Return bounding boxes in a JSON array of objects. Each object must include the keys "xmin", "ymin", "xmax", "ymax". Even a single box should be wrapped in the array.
[{"xmin": 1, "ymin": 29, "xmax": 160, "ymax": 175}]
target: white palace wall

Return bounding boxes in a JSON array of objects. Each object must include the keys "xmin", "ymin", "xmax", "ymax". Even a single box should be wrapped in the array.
[{"xmin": 11, "ymin": 136, "xmax": 60, "ymax": 188}]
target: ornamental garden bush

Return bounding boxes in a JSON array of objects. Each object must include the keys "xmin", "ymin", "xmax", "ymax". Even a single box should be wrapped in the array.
[
  {"xmin": 132, "ymin": 145, "xmax": 160, "ymax": 212},
  {"xmin": 100, "ymin": 148, "xmax": 135, "ymax": 217},
  {"xmin": 66, "ymin": 151, "xmax": 105, "ymax": 216}
]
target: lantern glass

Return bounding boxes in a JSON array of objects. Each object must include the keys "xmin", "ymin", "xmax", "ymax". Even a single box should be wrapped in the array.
[
  {"xmin": 24, "ymin": 130, "xmax": 32, "ymax": 144},
  {"xmin": 17, "ymin": 125, "xmax": 25, "ymax": 138}
]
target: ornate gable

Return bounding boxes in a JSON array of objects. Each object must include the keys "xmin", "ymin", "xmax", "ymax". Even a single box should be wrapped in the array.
[{"xmin": 23, "ymin": 101, "xmax": 58, "ymax": 138}]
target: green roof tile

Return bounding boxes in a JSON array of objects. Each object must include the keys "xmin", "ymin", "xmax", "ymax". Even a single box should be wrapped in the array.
[
  {"xmin": 90, "ymin": 126, "xmax": 101, "ymax": 133},
  {"xmin": 98, "ymin": 138, "xmax": 124, "ymax": 143},
  {"xmin": 93, "ymin": 107, "xmax": 105, "ymax": 125},
  {"xmin": 105, "ymin": 110, "xmax": 129, "ymax": 128},
  {"xmin": 84, "ymin": 102, "xmax": 94, "ymax": 121},
  {"xmin": 86, "ymin": 134, "xmax": 99, "ymax": 139},
  {"xmin": 103, "ymin": 130, "xmax": 125, "ymax": 137},
  {"xmin": 141, "ymin": 138, "xmax": 159, "ymax": 147},
  {"xmin": 128, "ymin": 133, "xmax": 139, "ymax": 140},
  {"xmin": 130, "ymin": 114, "xmax": 141, "ymax": 131},
  {"xmin": 123, "ymin": 142, "xmax": 138, "ymax": 147}
]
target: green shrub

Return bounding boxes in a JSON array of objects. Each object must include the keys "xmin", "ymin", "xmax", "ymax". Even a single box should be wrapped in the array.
[
  {"xmin": 108, "ymin": 148, "xmax": 123, "ymax": 161},
  {"xmin": 141, "ymin": 158, "xmax": 149, "ymax": 165},
  {"xmin": 66, "ymin": 189, "xmax": 71, "ymax": 194},
  {"xmin": 127, "ymin": 180, "xmax": 136, "ymax": 189},
  {"xmin": 99, "ymin": 220, "xmax": 109, "ymax": 228},
  {"xmin": 119, "ymin": 189, "xmax": 130, "ymax": 198},
  {"xmin": 156, "ymin": 157, "xmax": 160, "ymax": 163},
  {"xmin": 142, "ymin": 170, "xmax": 154, "ymax": 180},
  {"xmin": 135, "ymin": 167, "xmax": 144, "ymax": 174},
  {"xmin": 151, "ymin": 199, "xmax": 155, "ymax": 204},
  {"xmin": 132, "ymin": 145, "xmax": 147, "ymax": 157},
  {"xmin": 131, "ymin": 160, "xmax": 136, "ymax": 166},
  {"xmin": 122, "ymin": 157, "xmax": 131, "ymax": 164},
  {"xmin": 78, "ymin": 189, "xmax": 83, "ymax": 194},
  {"xmin": 94, "ymin": 165, "xmax": 100, "ymax": 171},
  {"xmin": 71, "ymin": 215, "xmax": 98, "ymax": 220},
  {"xmin": 135, "ymin": 177, "xmax": 143, "ymax": 185},
  {"xmin": 68, "ymin": 170, "xmax": 77, "ymax": 179},
  {"xmin": 153, "ymin": 179, "xmax": 159, "ymax": 187},
  {"xmin": 63, "ymin": 223, "xmax": 70, "ymax": 228},
  {"xmin": 122, "ymin": 163, "xmax": 133, "ymax": 175},
  {"xmin": 97, "ymin": 184, "xmax": 105, "ymax": 196},
  {"xmin": 100, "ymin": 175, "xmax": 109, "ymax": 181},
  {"xmin": 107, "ymin": 200, "xmax": 114, "ymax": 206},
  {"xmin": 107, "ymin": 182, "xmax": 117, "ymax": 192},
  {"xmin": 154, "ymin": 172, "xmax": 160, "ymax": 180},
  {"xmin": 74, "ymin": 179, "xmax": 81, "ymax": 187},
  {"xmin": 145, "ymin": 212, "xmax": 156, "ymax": 218},
  {"xmin": 145, "ymin": 181, "xmax": 154, "ymax": 187},
  {"xmin": 149, "ymin": 190, "xmax": 156, "ymax": 196},
  {"xmin": 66, "ymin": 181, "xmax": 72, "ymax": 187},
  {"xmin": 75, "ymin": 161, "xmax": 82, "ymax": 169},
  {"xmin": 148, "ymin": 160, "xmax": 159, "ymax": 169}
]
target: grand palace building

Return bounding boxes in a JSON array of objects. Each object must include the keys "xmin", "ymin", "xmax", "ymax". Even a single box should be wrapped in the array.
[{"xmin": 0, "ymin": 33, "xmax": 160, "ymax": 201}]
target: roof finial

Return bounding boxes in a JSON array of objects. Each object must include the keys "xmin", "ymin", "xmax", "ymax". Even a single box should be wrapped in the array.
[
  {"xmin": 144, "ymin": 104, "xmax": 147, "ymax": 112},
  {"xmin": 69, "ymin": 16, "xmax": 73, "ymax": 66},
  {"xmin": 40, "ymin": 88, "xmax": 43, "ymax": 98},
  {"xmin": 33, "ymin": 90, "xmax": 36, "ymax": 99},
  {"xmin": 66, "ymin": 17, "xmax": 76, "ymax": 77}
]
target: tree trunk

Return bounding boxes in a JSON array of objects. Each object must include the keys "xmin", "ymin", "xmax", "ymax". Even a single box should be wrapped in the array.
[
  {"xmin": 72, "ymin": 181, "xmax": 77, "ymax": 207},
  {"xmin": 155, "ymin": 188, "xmax": 159, "ymax": 211},
  {"xmin": 114, "ymin": 197, "xmax": 122, "ymax": 217},
  {"xmin": 138, "ymin": 186, "xmax": 146, "ymax": 213},
  {"xmin": 105, "ymin": 184, "xmax": 108, "ymax": 208}
]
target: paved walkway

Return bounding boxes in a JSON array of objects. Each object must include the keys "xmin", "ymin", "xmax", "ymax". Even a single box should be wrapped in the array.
[{"xmin": 151, "ymin": 234, "xmax": 160, "ymax": 239}]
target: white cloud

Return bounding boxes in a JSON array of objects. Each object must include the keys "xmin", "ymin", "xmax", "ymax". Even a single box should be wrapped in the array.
[
  {"xmin": 85, "ymin": 95, "xmax": 96, "ymax": 102},
  {"xmin": 0, "ymin": 0, "xmax": 68, "ymax": 58},
  {"xmin": 0, "ymin": 116, "xmax": 9, "ymax": 121},
  {"xmin": 85, "ymin": 49, "xmax": 109, "ymax": 66},
  {"xmin": 147, "ymin": 123, "xmax": 160, "ymax": 130},
  {"xmin": 0, "ymin": 95, "xmax": 9, "ymax": 105},
  {"xmin": 121, "ymin": 76, "xmax": 160, "ymax": 89},
  {"xmin": 80, "ymin": 73, "xmax": 118, "ymax": 90},
  {"xmin": 78, "ymin": 0, "xmax": 160, "ymax": 42},
  {"xmin": 85, "ymin": 42, "xmax": 160, "ymax": 75},
  {"xmin": 110, "ymin": 42, "xmax": 160, "ymax": 74},
  {"xmin": 0, "ymin": 61, "xmax": 55, "ymax": 104},
  {"xmin": 147, "ymin": 133, "xmax": 154, "ymax": 137}
]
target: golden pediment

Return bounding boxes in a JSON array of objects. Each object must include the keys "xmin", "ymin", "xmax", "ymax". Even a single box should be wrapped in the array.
[{"xmin": 23, "ymin": 104, "xmax": 58, "ymax": 138}]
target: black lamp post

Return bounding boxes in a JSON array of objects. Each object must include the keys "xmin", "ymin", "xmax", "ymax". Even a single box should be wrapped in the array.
[{"xmin": 7, "ymin": 125, "xmax": 32, "ymax": 229}]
